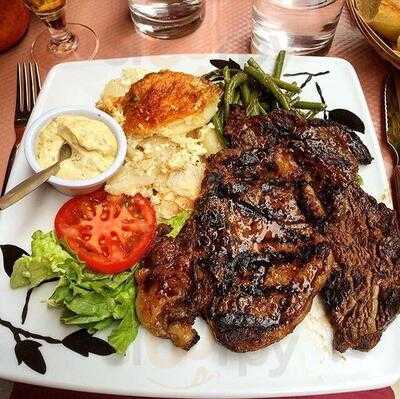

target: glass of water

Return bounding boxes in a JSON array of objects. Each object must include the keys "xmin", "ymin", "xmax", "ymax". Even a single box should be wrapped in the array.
[
  {"xmin": 251, "ymin": 0, "xmax": 345, "ymax": 55},
  {"xmin": 128, "ymin": 0, "xmax": 205, "ymax": 39}
]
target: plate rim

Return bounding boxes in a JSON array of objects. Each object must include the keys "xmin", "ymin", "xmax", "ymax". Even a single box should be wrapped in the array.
[{"xmin": 0, "ymin": 53, "xmax": 397, "ymax": 397}]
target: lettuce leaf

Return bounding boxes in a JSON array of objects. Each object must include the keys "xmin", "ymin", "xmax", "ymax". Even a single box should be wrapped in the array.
[
  {"xmin": 165, "ymin": 210, "xmax": 191, "ymax": 238},
  {"xmin": 108, "ymin": 305, "xmax": 138, "ymax": 355},
  {"xmin": 10, "ymin": 230, "xmax": 139, "ymax": 354},
  {"xmin": 10, "ymin": 231, "xmax": 68, "ymax": 288}
]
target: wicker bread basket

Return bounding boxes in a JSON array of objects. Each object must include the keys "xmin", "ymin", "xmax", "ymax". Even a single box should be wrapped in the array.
[{"xmin": 347, "ymin": 0, "xmax": 400, "ymax": 69}]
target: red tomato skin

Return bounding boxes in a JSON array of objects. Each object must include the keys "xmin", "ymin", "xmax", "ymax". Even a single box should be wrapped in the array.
[{"xmin": 54, "ymin": 190, "xmax": 157, "ymax": 274}]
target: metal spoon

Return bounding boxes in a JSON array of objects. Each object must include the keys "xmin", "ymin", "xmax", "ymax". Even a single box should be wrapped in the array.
[{"xmin": 0, "ymin": 143, "xmax": 72, "ymax": 210}]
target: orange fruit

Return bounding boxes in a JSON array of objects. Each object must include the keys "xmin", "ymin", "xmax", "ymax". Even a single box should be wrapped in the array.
[{"xmin": 0, "ymin": 0, "xmax": 30, "ymax": 53}]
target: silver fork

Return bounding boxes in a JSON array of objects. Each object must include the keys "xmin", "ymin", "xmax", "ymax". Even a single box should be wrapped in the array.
[{"xmin": 1, "ymin": 62, "xmax": 41, "ymax": 196}]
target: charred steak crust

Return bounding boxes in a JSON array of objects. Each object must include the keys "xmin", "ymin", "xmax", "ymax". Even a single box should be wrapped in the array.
[
  {"xmin": 137, "ymin": 108, "xmax": 398, "ymax": 354},
  {"xmin": 225, "ymin": 108, "xmax": 400, "ymax": 352},
  {"xmin": 192, "ymin": 147, "xmax": 335, "ymax": 352},
  {"xmin": 137, "ymin": 142, "xmax": 335, "ymax": 352},
  {"xmin": 322, "ymin": 185, "xmax": 400, "ymax": 352},
  {"xmin": 224, "ymin": 107, "xmax": 372, "ymax": 187},
  {"xmin": 135, "ymin": 223, "xmax": 200, "ymax": 350}
]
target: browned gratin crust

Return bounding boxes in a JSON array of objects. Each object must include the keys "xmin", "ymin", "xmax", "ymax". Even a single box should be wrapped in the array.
[{"xmin": 120, "ymin": 70, "xmax": 221, "ymax": 137}]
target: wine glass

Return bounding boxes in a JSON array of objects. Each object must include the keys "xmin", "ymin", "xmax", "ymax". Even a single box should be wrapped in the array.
[{"xmin": 22, "ymin": 0, "xmax": 99, "ymax": 71}]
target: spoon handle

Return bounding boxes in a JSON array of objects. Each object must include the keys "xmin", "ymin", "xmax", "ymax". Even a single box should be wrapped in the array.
[{"xmin": 0, "ymin": 162, "xmax": 60, "ymax": 210}]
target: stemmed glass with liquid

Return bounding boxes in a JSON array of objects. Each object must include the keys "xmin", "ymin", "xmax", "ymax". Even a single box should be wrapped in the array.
[{"xmin": 22, "ymin": 0, "xmax": 99, "ymax": 70}]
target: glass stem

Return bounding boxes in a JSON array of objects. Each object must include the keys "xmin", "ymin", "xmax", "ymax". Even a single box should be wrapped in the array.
[{"xmin": 39, "ymin": 7, "xmax": 78, "ymax": 54}]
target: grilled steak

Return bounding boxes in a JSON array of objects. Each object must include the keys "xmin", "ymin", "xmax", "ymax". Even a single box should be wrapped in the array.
[
  {"xmin": 322, "ymin": 185, "xmax": 400, "ymax": 352},
  {"xmin": 136, "ymin": 140, "xmax": 335, "ymax": 352},
  {"xmin": 225, "ymin": 107, "xmax": 372, "ymax": 187},
  {"xmin": 225, "ymin": 108, "xmax": 400, "ymax": 352},
  {"xmin": 193, "ymin": 147, "xmax": 334, "ymax": 352},
  {"xmin": 137, "ymin": 107, "xmax": 400, "ymax": 353},
  {"xmin": 136, "ymin": 222, "xmax": 200, "ymax": 350}
]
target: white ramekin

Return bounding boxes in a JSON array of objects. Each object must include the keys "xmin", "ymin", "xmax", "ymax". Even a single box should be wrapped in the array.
[{"xmin": 24, "ymin": 107, "xmax": 127, "ymax": 196}]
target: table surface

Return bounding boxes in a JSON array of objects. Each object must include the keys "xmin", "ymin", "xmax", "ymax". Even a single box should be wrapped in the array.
[{"xmin": 0, "ymin": 0, "xmax": 397, "ymax": 398}]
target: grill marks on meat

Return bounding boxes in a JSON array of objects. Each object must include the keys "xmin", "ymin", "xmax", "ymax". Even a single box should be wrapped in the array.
[
  {"xmin": 137, "ymin": 143, "xmax": 334, "ymax": 352},
  {"xmin": 307, "ymin": 118, "xmax": 373, "ymax": 166},
  {"xmin": 224, "ymin": 107, "xmax": 372, "ymax": 187},
  {"xmin": 193, "ymin": 148, "xmax": 334, "ymax": 352},
  {"xmin": 225, "ymin": 108, "xmax": 400, "ymax": 352},
  {"xmin": 225, "ymin": 107, "xmax": 372, "ymax": 166},
  {"xmin": 322, "ymin": 186, "xmax": 400, "ymax": 352},
  {"xmin": 137, "ymin": 107, "xmax": 399, "ymax": 354}
]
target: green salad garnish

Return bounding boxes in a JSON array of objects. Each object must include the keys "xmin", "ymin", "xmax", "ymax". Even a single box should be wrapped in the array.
[
  {"xmin": 10, "ymin": 209, "xmax": 191, "ymax": 355},
  {"xmin": 165, "ymin": 210, "xmax": 191, "ymax": 238},
  {"xmin": 10, "ymin": 231, "xmax": 138, "ymax": 354}
]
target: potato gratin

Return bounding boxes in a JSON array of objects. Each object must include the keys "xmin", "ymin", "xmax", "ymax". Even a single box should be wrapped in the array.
[{"xmin": 97, "ymin": 69, "xmax": 223, "ymax": 219}]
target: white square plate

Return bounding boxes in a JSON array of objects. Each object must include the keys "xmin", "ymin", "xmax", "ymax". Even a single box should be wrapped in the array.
[{"xmin": 0, "ymin": 54, "xmax": 397, "ymax": 398}]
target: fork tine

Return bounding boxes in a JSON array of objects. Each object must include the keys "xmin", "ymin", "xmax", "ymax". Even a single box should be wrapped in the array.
[
  {"xmin": 15, "ymin": 61, "xmax": 42, "ymax": 121},
  {"xmin": 16, "ymin": 63, "xmax": 24, "ymax": 114},
  {"xmin": 23, "ymin": 62, "xmax": 32, "ymax": 112},
  {"xmin": 15, "ymin": 62, "xmax": 22, "ymax": 114},
  {"xmin": 29, "ymin": 62, "xmax": 38, "ymax": 106},
  {"xmin": 29, "ymin": 62, "xmax": 41, "ymax": 107},
  {"xmin": 34, "ymin": 62, "xmax": 42, "ymax": 92}
]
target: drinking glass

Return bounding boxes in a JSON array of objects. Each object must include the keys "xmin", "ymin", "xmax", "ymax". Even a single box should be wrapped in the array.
[
  {"xmin": 128, "ymin": 0, "xmax": 205, "ymax": 39},
  {"xmin": 22, "ymin": 0, "xmax": 99, "ymax": 70},
  {"xmin": 251, "ymin": 0, "xmax": 345, "ymax": 55}
]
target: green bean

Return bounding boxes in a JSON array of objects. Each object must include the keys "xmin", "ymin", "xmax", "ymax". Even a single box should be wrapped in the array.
[
  {"xmin": 233, "ymin": 91, "xmax": 241, "ymax": 104},
  {"xmin": 212, "ymin": 110, "xmax": 223, "ymax": 133},
  {"xmin": 244, "ymin": 65, "xmax": 290, "ymax": 110},
  {"xmin": 293, "ymin": 109, "xmax": 307, "ymax": 119},
  {"xmin": 248, "ymin": 57, "xmax": 263, "ymax": 71},
  {"xmin": 224, "ymin": 72, "xmax": 248, "ymax": 117},
  {"xmin": 240, "ymin": 82, "xmax": 251, "ymax": 107},
  {"xmin": 275, "ymin": 79, "xmax": 300, "ymax": 93},
  {"xmin": 248, "ymin": 57, "xmax": 300, "ymax": 92},
  {"xmin": 273, "ymin": 50, "xmax": 286, "ymax": 79},
  {"xmin": 271, "ymin": 51, "xmax": 286, "ymax": 110},
  {"xmin": 223, "ymin": 66, "xmax": 231, "ymax": 83},
  {"xmin": 304, "ymin": 110, "xmax": 313, "ymax": 119},
  {"xmin": 247, "ymin": 104, "xmax": 258, "ymax": 117},
  {"xmin": 225, "ymin": 72, "xmax": 248, "ymax": 101},
  {"xmin": 292, "ymin": 100, "xmax": 327, "ymax": 111},
  {"xmin": 304, "ymin": 110, "xmax": 318, "ymax": 119},
  {"xmin": 223, "ymin": 66, "xmax": 231, "ymax": 118},
  {"xmin": 246, "ymin": 96, "xmax": 260, "ymax": 116},
  {"xmin": 212, "ymin": 110, "xmax": 228, "ymax": 146},
  {"xmin": 258, "ymin": 103, "xmax": 268, "ymax": 115},
  {"xmin": 289, "ymin": 96, "xmax": 300, "ymax": 106},
  {"xmin": 260, "ymin": 101, "xmax": 270, "ymax": 112},
  {"xmin": 244, "ymin": 92, "xmax": 268, "ymax": 116}
]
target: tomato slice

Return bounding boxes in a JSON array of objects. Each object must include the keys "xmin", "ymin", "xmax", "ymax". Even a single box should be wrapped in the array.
[{"xmin": 54, "ymin": 190, "xmax": 156, "ymax": 274}]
